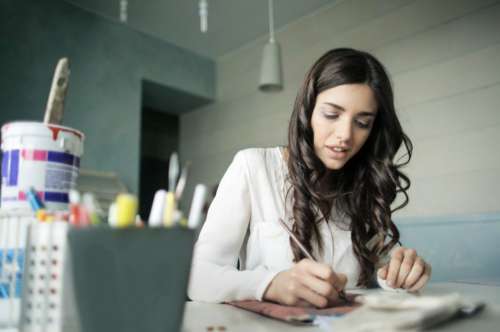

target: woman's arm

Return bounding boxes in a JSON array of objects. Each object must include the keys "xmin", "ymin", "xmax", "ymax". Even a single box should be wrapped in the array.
[{"xmin": 187, "ymin": 151, "xmax": 281, "ymax": 302}]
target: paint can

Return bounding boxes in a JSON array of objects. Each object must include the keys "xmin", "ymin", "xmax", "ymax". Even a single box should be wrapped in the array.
[{"xmin": 1, "ymin": 121, "xmax": 84, "ymax": 211}]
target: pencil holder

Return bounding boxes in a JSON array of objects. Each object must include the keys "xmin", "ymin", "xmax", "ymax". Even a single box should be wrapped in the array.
[
  {"xmin": 0, "ymin": 209, "xmax": 33, "ymax": 330},
  {"xmin": 20, "ymin": 221, "xmax": 79, "ymax": 332},
  {"xmin": 67, "ymin": 226, "xmax": 195, "ymax": 332}
]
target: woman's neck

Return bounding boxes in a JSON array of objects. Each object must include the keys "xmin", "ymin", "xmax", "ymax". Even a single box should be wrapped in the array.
[{"xmin": 282, "ymin": 146, "xmax": 289, "ymax": 162}]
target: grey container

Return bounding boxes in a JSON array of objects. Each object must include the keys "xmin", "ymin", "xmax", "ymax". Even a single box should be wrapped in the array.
[{"xmin": 68, "ymin": 226, "xmax": 195, "ymax": 332}]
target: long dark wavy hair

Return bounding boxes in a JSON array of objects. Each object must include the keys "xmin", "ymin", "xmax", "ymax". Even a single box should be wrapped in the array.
[{"xmin": 287, "ymin": 48, "xmax": 412, "ymax": 287}]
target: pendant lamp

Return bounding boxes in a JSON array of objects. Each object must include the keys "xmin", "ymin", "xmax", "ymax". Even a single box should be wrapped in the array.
[
  {"xmin": 259, "ymin": 0, "xmax": 283, "ymax": 92},
  {"xmin": 119, "ymin": 0, "xmax": 128, "ymax": 23},
  {"xmin": 199, "ymin": 0, "xmax": 208, "ymax": 33}
]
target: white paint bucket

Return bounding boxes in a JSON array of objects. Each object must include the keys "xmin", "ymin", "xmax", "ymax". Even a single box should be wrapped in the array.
[{"xmin": 1, "ymin": 122, "xmax": 84, "ymax": 211}]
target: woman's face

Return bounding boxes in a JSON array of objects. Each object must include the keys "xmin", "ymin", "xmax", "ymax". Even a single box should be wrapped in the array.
[{"xmin": 311, "ymin": 84, "xmax": 378, "ymax": 170}]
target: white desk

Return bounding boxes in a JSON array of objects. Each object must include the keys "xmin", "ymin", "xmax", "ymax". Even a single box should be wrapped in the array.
[{"xmin": 181, "ymin": 282, "xmax": 500, "ymax": 331}]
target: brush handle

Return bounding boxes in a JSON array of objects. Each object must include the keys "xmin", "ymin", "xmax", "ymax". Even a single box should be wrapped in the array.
[
  {"xmin": 44, "ymin": 57, "xmax": 70, "ymax": 125},
  {"xmin": 187, "ymin": 184, "xmax": 208, "ymax": 229},
  {"xmin": 277, "ymin": 218, "xmax": 314, "ymax": 260}
]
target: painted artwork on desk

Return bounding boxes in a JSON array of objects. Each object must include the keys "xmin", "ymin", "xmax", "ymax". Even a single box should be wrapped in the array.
[{"xmin": 228, "ymin": 294, "xmax": 359, "ymax": 325}]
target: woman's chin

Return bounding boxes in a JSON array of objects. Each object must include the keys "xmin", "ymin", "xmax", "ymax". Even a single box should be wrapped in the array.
[{"xmin": 322, "ymin": 158, "xmax": 348, "ymax": 170}]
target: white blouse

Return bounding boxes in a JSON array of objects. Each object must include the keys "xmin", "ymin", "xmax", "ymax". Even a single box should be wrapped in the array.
[{"xmin": 187, "ymin": 147, "xmax": 364, "ymax": 303}]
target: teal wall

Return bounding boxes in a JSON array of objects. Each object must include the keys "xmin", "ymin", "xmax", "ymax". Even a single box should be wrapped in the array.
[
  {"xmin": 0, "ymin": 0, "xmax": 215, "ymax": 194},
  {"xmin": 396, "ymin": 214, "xmax": 500, "ymax": 284}
]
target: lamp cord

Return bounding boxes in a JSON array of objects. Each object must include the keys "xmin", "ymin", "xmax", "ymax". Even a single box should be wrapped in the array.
[{"xmin": 268, "ymin": 0, "xmax": 275, "ymax": 43}]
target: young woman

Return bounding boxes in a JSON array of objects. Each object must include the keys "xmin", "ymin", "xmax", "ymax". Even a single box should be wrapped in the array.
[{"xmin": 188, "ymin": 48, "xmax": 431, "ymax": 308}]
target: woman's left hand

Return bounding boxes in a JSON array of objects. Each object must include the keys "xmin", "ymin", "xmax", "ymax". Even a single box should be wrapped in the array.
[{"xmin": 377, "ymin": 247, "xmax": 431, "ymax": 292}]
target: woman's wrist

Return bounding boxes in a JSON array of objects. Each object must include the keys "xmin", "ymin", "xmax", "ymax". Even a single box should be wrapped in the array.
[{"xmin": 262, "ymin": 272, "xmax": 281, "ymax": 302}]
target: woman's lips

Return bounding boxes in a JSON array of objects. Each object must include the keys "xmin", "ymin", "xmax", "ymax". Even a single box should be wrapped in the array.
[{"xmin": 326, "ymin": 146, "xmax": 349, "ymax": 160}]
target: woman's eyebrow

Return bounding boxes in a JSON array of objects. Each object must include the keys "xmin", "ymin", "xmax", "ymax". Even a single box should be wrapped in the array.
[
  {"xmin": 323, "ymin": 102, "xmax": 376, "ymax": 116},
  {"xmin": 323, "ymin": 102, "xmax": 345, "ymax": 111},
  {"xmin": 357, "ymin": 111, "xmax": 376, "ymax": 117}
]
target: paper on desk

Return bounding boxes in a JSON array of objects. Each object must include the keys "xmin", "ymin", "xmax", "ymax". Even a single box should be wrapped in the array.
[{"xmin": 331, "ymin": 292, "xmax": 481, "ymax": 331}]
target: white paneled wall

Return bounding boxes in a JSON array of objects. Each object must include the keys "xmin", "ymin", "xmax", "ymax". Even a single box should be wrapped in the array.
[{"xmin": 180, "ymin": 0, "xmax": 500, "ymax": 217}]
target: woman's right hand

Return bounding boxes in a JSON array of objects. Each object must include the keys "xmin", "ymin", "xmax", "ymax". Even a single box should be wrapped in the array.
[{"xmin": 263, "ymin": 259, "xmax": 347, "ymax": 308}]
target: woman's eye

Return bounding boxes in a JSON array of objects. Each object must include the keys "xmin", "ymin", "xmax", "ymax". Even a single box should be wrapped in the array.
[
  {"xmin": 356, "ymin": 120, "xmax": 371, "ymax": 129},
  {"xmin": 323, "ymin": 112, "xmax": 339, "ymax": 120}
]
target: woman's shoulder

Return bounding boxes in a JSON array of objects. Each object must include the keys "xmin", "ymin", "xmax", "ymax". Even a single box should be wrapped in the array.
[
  {"xmin": 232, "ymin": 147, "xmax": 286, "ymax": 194},
  {"xmin": 234, "ymin": 146, "xmax": 283, "ymax": 169}
]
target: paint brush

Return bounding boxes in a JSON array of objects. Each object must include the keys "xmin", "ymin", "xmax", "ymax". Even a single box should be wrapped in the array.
[
  {"xmin": 175, "ymin": 161, "xmax": 190, "ymax": 202},
  {"xmin": 163, "ymin": 152, "xmax": 179, "ymax": 226},
  {"xmin": 187, "ymin": 184, "xmax": 208, "ymax": 229},
  {"xmin": 43, "ymin": 57, "xmax": 70, "ymax": 125},
  {"xmin": 168, "ymin": 152, "xmax": 179, "ymax": 192}
]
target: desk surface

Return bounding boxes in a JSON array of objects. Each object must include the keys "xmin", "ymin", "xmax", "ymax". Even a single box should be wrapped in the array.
[{"xmin": 181, "ymin": 282, "xmax": 500, "ymax": 332}]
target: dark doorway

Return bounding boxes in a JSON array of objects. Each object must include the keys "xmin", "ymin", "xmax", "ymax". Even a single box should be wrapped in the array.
[
  {"xmin": 139, "ymin": 80, "xmax": 212, "ymax": 222},
  {"xmin": 139, "ymin": 109, "xmax": 178, "ymax": 220}
]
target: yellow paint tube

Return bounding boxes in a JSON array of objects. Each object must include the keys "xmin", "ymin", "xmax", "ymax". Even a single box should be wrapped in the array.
[
  {"xmin": 162, "ymin": 192, "xmax": 176, "ymax": 227},
  {"xmin": 116, "ymin": 193, "xmax": 138, "ymax": 228}
]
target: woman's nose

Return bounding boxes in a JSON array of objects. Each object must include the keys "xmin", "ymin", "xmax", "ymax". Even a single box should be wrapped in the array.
[{"xmin": 334, "ymin": 120, "xmax": 353, "ymax": 143}]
